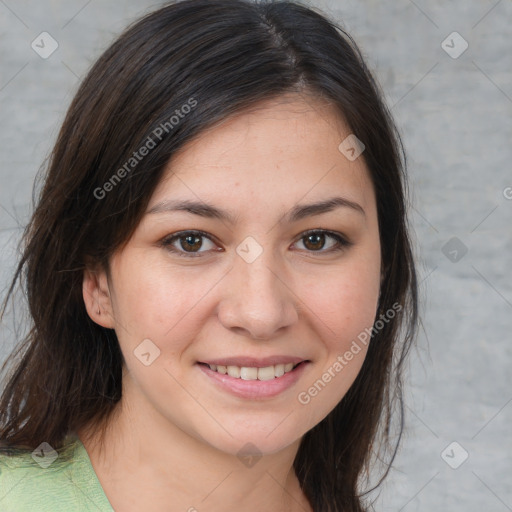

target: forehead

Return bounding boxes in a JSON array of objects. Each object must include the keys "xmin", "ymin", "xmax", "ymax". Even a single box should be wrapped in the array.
[{"xmin": 149, "ymin": 95, "xmax": 375, "ymax": 218}]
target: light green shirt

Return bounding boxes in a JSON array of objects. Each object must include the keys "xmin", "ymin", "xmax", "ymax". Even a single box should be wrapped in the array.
[{"xmin": 0, "ymin": 435, "xmax": 114, "ymax": 511}]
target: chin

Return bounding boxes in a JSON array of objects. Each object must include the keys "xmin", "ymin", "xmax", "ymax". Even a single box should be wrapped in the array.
[{"xmin": 192, "ymin": 417, "xmax": 306, "ymax": 458}]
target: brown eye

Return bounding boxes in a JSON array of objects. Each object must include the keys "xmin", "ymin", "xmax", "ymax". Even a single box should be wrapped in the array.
[
  {"xmin": 161, "ymin": 230, "xmax": 218, "ymax": 257},
  {"xmin": 303, "ymin": 232, "xmax": 326, "ymax": 251},
  {"xmin": 294, "ymin": 230, "xmax": 351, "ymax": 254},
  {"xmin": 179, "ymin": 234, "xmax": 203, "ymax": 252}
]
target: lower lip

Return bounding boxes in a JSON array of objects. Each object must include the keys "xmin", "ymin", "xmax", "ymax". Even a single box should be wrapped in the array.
[{"xmin": 197, "ymin": 362, "xmax": 309, "ymax": 399}]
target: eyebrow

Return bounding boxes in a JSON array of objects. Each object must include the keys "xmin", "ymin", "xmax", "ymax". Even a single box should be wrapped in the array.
[{"xmin": 146, "ymin": 196, "xmax": 365, "ymax": 223}]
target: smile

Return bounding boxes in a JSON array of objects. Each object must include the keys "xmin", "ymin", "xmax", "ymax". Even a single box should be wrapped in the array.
[
  {"xmin": 205, "ymin": 362, "xmax": 299, "ymax": 380},
  {"xmin": 196, "ymin": 359, "xmax": 310, "ymax": 399}
]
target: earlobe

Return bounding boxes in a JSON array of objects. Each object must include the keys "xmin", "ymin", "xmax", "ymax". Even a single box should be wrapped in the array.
[{"xmin": 83, "ymin": 266, "xmax": 115, "ymax": 329}]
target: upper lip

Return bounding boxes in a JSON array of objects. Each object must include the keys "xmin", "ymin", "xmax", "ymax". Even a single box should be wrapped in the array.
[{"xmin": 199, "ymin": 355, "xmax": 307, "ymax": 367}]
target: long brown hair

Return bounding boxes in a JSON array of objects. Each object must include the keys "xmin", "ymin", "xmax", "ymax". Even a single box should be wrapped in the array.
[{"xmin": 0, "ymin": 1, "xmax": 418, "ymax": 510}]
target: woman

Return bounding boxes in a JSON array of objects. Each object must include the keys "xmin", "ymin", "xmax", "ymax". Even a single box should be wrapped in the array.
[{"xmin": 0, "ymin": 0, "xmax": 418, "ymax": 510}]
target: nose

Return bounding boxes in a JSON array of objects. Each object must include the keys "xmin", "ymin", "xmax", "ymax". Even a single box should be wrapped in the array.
[{"xmin": 217, "ymin": 245, "xmax": 299, "ymax": 340}]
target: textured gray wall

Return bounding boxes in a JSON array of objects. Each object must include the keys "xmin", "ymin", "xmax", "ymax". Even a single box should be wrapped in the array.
[{"xmin": 1, "ymin": 1, "xmax": 511, "ymax": 511}]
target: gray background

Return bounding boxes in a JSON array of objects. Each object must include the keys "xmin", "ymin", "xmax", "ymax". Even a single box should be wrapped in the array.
[{"xmin": 1, "ymin": 1, "xmax": 511, "ymax": 510}]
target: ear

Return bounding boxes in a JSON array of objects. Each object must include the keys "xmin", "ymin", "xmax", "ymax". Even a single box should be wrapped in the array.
[{"xmin": 83, "ymin": 265, "xmax": 116, "ymax": 329}]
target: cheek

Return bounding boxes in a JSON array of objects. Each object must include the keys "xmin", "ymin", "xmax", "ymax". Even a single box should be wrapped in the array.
[
  {"xmin": 111, "ymin": 257, "xmax": 192, "ymax": 325},
  {"xmin": 292, "ymin": 253, "xmax": 380, "ymax": 412},
  {"xmin": 299, "ymin": 257, "xmax": 381, "ymax": 345},
  {"xmin": 301, "ymin": 281, "xmax": 377, "ymax": 397},
  {"xmin": 110, "ymin": 257, "xmax": 223, "ymax": 361}
]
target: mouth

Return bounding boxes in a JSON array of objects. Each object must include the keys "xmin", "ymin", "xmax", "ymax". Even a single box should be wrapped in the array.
[
  {"xmin": 196, "ymin": 357, "xmax": 310, "ymax": 399},
  {"xmin": 198, "ymin": 361, "xmax": 304, "ymax": 380}
]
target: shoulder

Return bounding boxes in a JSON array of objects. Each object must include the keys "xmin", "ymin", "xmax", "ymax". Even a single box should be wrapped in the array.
[{"xmin": 0, "ymin": 437, "xmax": 113, "ymax": 511}]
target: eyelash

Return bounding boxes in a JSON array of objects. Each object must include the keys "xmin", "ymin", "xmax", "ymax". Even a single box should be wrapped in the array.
[{"xmin": 160, "ymin": 229, "xmax": 352, "ymax": 258}]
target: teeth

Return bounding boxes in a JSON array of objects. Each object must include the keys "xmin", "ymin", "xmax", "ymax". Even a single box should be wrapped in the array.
[
  {"xmin": 257, "ymin": 366, "xmax": 275, "ymax": 381},
  {"xmin": 227, "ymin": 365, "xmax": 241, "ymax": 378},
  {"xmin": 240, "ymin": 366, "xmax": 258, "ymax": 380},
  {"xmin": 207, "ymin": 362, "xmax": 299, "ymax": 380}
]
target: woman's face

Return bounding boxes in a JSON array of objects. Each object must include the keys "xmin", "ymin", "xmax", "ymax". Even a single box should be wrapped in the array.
[{"xmin": 85, "ymin": 95, "xmax": 381, "ymax": 456}]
